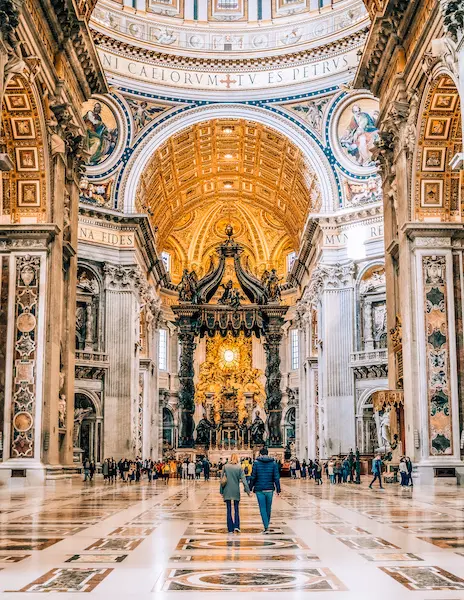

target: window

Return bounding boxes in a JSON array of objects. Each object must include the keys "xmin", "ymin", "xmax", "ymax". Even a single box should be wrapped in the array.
[
  {"xmin": 286, "ymin": 251, "xmax": 296, "ymax": 274},
  {"xmin": 161, "ymin": 251, "xmax": 171, "ymax": 273},
  {"xmin": 290, "ymin": 329, "xmax": 299, "ymax": 370},
  {"xmin": 158, "ymin": 329, "xmax": 168, "ymax": 371}
]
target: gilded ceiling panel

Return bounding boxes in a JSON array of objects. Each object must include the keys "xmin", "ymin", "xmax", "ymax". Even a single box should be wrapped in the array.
[{"xmin": 136, "ymin": 119, "xmax": 320, "ymax": 281}]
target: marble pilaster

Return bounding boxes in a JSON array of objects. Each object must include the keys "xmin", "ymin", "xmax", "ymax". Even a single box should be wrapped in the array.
[{"xmin": 317, "ymin": 263, "xmax": 356, "ymax": 456}]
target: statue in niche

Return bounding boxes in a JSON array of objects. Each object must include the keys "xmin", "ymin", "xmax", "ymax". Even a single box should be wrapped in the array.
[
  {"xmin": 178, "ymin": 269, "xmax": 198, "ymax": 302},
  {"xmin": 58, "ymin": 395, "xmax": 67, "ymax": 429},
  {"xmin": 73, "ymin": 407, "xmax": 93, "ymax": 447},
  {"xmin": 58, "ymin": 369, "xmax": 66, "ymax": 428},
  {"xmin": 195, "ymin": 412, "xmax": 215, "ymax": 446},
  {"xmin": 251, "ymin": 410, "xmax": 265, "ymax": 445},
  {"xmin": 218, "ymin": 279, "xmax": 234, "ymax": 304},
  {"xmin": 378, "ymin": 408, "xmax": 391, "ymax": 449}
]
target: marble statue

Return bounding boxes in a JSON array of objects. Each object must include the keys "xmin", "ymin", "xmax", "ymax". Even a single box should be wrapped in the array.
[
  {"xmin": 379, "ymin": 409, "xmax": 391, "ymax": 449},
  {"xmin": 251, "ymin": 410, "xmax": 265, "ymax": 445}
]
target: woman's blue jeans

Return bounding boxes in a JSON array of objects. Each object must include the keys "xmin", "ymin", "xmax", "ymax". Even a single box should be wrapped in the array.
[{"xmin": 226, "ymin": 499, "xmax": 240, "ymax": 532}]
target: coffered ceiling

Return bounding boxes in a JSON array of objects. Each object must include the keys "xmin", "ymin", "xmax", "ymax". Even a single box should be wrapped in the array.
[{"xmin": 136, "ymin": 119, "xmax": 320, "ymax": 282}]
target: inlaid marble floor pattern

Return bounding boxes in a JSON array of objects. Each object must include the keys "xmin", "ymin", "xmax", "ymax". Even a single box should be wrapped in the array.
[{"xmin": 0, "ymin": 479, "xmax": 464, "ymax": 598}]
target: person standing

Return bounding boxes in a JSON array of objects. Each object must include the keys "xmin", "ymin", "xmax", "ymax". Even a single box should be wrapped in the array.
[
  {"xmin": 102, "ymin": 458, "xmax": 109, "ymax": 483},
  {"xmin": 348, "ymin": 449, "xmax": 355, "ymax": 483},
  {"xmin": 220, "ymin": 453, "xmax": 250, "ymax": 533},
  {"xmin": 328, "ymin": 459, "xmax": 335, "ymax": 484},
  {"xmin": 182, "ymin": 460, "xmax": 188, "ymax": 480},
  {"xmin": 399, "ymin": 457, "xmax": 408, "ymax": 488},
  {"xmin": 249, "ymin": 448, "xmax": 281, "ymax": 533},
  {"xmin": 162, "ymin": 461, "xmax": 171, "ymax": 484},
  {"xmin": 203, "ymin": 457, "xmax": 210, "ymax": 481},
  {"xmin": 195, "ymin": 460, "xmax": 202, "ymax": 480},
  {"xmin": 290, "ymin": 458, "xmax": 296, "ymax": 479},
  {"xmin": 314, "ymin": 460, "xmax": 323, "ymax": 484},
  {"xmin": 406, "ymin": 456, "xmax": 413, "ymax": 487},
  {"xmin": 369, "ymin": 454, "xmax": 384, "ymax": 489},
  {"xmin": 188, "ymin": 460, "xmax": 195, "ymax": 480},
  {"xmin": 83, "ymin": 458, "xmax": 91, "ymax": 482}
]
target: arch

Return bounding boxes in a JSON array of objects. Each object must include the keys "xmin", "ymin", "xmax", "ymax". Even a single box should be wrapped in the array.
[
  {"xmin": 355, "ymin": 260, "xmax": 385, "ymax": 288},
  {"xmin": 1, "ymin": 74, "xmax": 50, "ymax": 222},
  {"xmin": 120, "ymin": 104, "xmax": 338, "ymax": 216},
  {"xmin": 356, "ymin": 386, "xmax": 388, "ymax": 417},
  {"xmin": 74, "ymin": 389, "xmax": 102, "ymax": 418}
]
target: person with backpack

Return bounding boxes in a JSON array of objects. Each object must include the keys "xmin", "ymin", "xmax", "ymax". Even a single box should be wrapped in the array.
[{"xmin": 249, "ymin": 448, "xmax": 281, "ymax": 533}]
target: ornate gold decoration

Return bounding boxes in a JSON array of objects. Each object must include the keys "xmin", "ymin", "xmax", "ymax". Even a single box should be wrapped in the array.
[
  {"xmin": 195, "ymin": 332, "xmax": 264, "ymax": 425},
  {"xmin": 136, "ymin": 119, "xmax": 321, "ymax": 283},
  {"xmin": 415, "ymin": 77, "xmax": 462, "ymax": 221}
]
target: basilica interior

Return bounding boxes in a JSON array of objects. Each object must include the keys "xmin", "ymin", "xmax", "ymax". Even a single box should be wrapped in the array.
[{"xmin": 0, "ymin": 0, "xmax": 464, "ymax": 596}]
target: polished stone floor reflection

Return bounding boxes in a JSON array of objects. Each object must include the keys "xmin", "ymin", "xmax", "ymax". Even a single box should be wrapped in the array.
[{"xmin": 1, "ymin": 478, "xmax": 464, "ymax": 598}]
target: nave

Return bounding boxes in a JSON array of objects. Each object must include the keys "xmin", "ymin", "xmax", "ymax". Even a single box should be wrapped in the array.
[{"xmin": 1, "ymin": 480, "xmax": 464, "ymax": 598}]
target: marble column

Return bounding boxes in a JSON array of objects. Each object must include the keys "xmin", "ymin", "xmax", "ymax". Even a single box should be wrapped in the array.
[
  {"xmin": 318, "ymin": 263, "xmax": 356, "ymax": 456},
  {"xmin": 178, "ymin": 330, "xmax": 196, "ymax": 448},
  {"xmin": 264, "ymin": 329, "xmax": 284, "ymax": 447}
]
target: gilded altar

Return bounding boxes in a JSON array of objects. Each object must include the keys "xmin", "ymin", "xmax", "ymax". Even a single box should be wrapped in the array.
[{"xmin": 195, "ymin": 332, "xmax": 265, "ymax": 449}]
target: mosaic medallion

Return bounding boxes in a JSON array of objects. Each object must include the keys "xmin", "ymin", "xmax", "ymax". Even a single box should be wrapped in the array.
[
  {"xmin": 176, "ymin": 537, "xmax": 308, "ymax": 550},
  {"xmin": 184, "ymin": 525, "xmax": 294, "ymax": 536},
  {"xmin": 156, "ymin": 567, "xmax": 345, "ymax": 591},
  {"xmin": 12, "ymin": 567, "xmax": 112, "ymax": 592},
  {"xmin": 169, "ymin": 553, "xmax": 319, "ymax": 562},
  {"xmin": 379, "ymin": 566, "xmax": 464, "ymax": 590}
]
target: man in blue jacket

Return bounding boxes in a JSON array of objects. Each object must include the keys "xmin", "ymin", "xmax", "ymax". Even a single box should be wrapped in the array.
[{"xmin": 249, "ymin": 447, "xmax": 281, "ymax": 533}]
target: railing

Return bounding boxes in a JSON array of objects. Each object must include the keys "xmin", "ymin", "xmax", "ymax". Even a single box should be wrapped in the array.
[
  {"xmin": 350, "ymin": 348, "xmax": 388, "ymax": 365},
  {"xmin": 75, "ymin": 350, "xmax": 108, "ymax": 363}
]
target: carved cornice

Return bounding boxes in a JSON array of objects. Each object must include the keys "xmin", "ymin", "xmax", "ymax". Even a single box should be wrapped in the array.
[
  {"xmin": 44, "ymin": 0, "xmax": 107, "ymax": 96},
  {"xmin": 92, "ymin": 28, "xmax": 368, "ymax": 73},
  {"xmin": 354, "ymin": 0, "xmax": 419, "ymax": 92},
  {"xmin": 442, "ymin": 0, "xmax": 464, "ymax": 43}
]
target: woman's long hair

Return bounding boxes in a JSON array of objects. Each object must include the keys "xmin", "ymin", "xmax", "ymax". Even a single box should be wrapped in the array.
[{"xmin": 230, "ymin": 453, "xmax": 239, "ymax": 464}]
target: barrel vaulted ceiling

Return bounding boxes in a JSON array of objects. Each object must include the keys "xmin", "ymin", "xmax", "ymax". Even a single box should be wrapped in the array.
[{"xmin": 135, "ymin": 119, "xmax": 321, "ymax": 282}]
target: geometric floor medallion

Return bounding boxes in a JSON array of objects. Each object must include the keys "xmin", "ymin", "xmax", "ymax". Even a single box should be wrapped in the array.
[{"xmin": 155, "ymin": 568, "xmax": 346, "ymax": 591}]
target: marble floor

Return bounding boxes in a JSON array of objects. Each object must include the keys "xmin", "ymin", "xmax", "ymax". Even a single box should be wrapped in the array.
[{"xmin": 1, "ymin": 478, "xmax": 464, "ymax": 598}]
